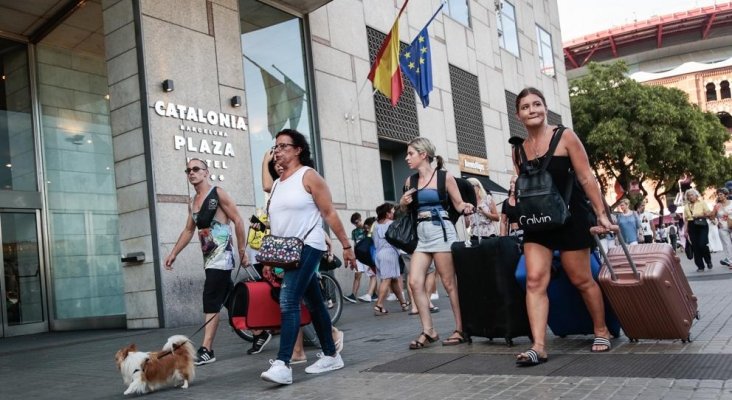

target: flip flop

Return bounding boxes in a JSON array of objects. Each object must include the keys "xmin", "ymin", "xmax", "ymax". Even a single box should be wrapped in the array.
[
  {"xmin": 429, "ymin": 305, "xmax": 440, "ymax": 313},
  {"xmin": 408, "ymin": 310, "xmax": 419, "ymax": 315},
  {"xmin": 591, "ymin": 337, "xmax": 612, "ymax": 353},
  {"xmin": 515, "ymin": 349, "xmax": 548, "ymax": 366}
]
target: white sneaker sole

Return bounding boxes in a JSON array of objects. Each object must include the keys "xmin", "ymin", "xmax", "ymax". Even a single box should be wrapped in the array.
[
  {"xmin": 305, "ymin": 362, "xmax": 344, "ymax": 374},
  {"xmin": 260, "ymin": 372, "xmax": 292, "ymax": 385}
]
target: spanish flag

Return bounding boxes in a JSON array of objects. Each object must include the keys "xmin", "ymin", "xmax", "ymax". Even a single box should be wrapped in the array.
[{"xmin": 368, "ymin": 0, "xmax": 409, "ymax": 107}]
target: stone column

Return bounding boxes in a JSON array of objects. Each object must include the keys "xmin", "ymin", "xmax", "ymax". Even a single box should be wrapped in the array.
[{"xmin": 103, "ymin": 0, "xmax": 252, "ymax": 328}]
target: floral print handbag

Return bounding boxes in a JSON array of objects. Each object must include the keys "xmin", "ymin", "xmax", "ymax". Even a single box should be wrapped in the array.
[{"xmin": 254, "ymin": 182, "xmax": 318, "ymax": 269}]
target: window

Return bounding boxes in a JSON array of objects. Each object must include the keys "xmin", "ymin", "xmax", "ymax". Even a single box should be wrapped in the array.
[
  {"xmin": 721, "ymin": 81, "xmax": 731, "ymax": 99},
  {"xmin": 536, "ymin": 25, "xmax": 555, "ymax": 77},
  {"xmin": 450, "ymin": 65, "xmax": 486, "ymax": 158},
  {"xmin": 706, "ymin": 83, "xmax": 718, "ymax": 102},
  {"xmin": 241, "ymin": 0, "xmax": 315, "ymax": 208},
  {"xmin": 446, "ymin": 0, "xmax": 470, "ymax": 27},
  {"xmin": 497, "ymin": 0, "xmax": 520, "ymax": 57}
]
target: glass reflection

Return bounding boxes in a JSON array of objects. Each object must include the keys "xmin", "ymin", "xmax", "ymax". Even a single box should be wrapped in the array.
[
  {"xmin": 241, "ymin": 0, "xmax": 312, "ymax": 207},
  {"xmin": 2, "ymin": 212, "xmax": 43, "ymax": 325},
  {"xmin": 0, "ymin": 38, "xmax": 37, "ymax": 192},
  {"xmin": 37, "ymin": 43, "xmax": 124, "ymax": 320}
]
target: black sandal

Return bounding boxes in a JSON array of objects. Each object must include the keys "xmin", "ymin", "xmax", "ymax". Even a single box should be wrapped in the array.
[
  {"xmin": 401, "ymin": 301, "xmax": 410, "ymax": 312},
  {"xmin": 373, "ymin": 305, "xmax": 389, "ymax": 316},
  {"xmin": 442, "ymin": 330, "xmax": 470, "ymax": 346},
  {"xmin": 409, "ymin": 332, "xmax": 439, "ymax": 350},
  {"xmin": 515, "ymin": 349, "xmax": 548, "ymax": 366}
]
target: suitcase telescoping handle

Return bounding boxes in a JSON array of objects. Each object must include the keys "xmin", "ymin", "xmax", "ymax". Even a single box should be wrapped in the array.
[
  {"xmin": 242, "ymin": 263, "xmax": 262, "ymax": 282},
  {"xmin": 591, "ymin": 195, "xmax": 640, "ymax": 281}
]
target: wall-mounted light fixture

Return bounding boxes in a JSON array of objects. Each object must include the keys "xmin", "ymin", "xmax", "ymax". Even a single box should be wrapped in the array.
[
  {"xmin": 162, "ymin": 79, "xmax": 174, "ymax": 92},
  {"xmin": 230, "ymin": 95, "xmax": 242, "ymax": 107}
]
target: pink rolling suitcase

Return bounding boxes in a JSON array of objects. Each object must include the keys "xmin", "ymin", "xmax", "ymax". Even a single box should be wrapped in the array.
[{"xmin": 593, "ymin": 227, "xmax": 699, "ymax": 342}]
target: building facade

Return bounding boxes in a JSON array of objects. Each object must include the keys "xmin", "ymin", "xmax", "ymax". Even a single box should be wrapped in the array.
[{"xmin": 0, "ymin": 0, "xmax": 570, "ymax": 336}]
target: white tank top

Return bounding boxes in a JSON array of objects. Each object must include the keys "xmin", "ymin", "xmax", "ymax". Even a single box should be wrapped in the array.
[{"xmin": 268, "ymin": 166, "xmax": 326, "ymax": 251}]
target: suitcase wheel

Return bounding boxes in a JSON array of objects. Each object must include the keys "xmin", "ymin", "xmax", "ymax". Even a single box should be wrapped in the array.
[
  {"xmin": 628, "ymin": 338, "xmax": 638, "ymax": 343},
  {"xmin": 681, "ymin": 336, "xmax": 692, "ymax": 344},
  {"xmin": 559, "ymin": 335, "xmax": 567, "ymax": 339},
  {"xmin": 695, "ymin": 311, "xmax": 700, "ymax": 320},
  {"xmin": 505, "ymin": 338, "xmax": 514, "ymax": 347}
]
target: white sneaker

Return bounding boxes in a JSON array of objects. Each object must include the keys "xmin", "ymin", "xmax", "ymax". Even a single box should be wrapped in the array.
[
  {"xmin": 386, "ymin": 293, "xmax": 397, "ymax": 301},
  {"xmin": 357, "ymin": 294, "xmax": 372, "ymax": 303},
  {"xmin": 430, "ymin": 293, "xmax": 439, "ymax": 301},
  {"xmin": 260, "ymin": 360, "xmax": 292, "ymax": 385},
  {"xmin": 305, "ymin": 352, "xmax": 344, "ymax": 374}
]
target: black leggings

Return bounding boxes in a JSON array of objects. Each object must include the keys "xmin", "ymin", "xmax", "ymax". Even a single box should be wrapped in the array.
[{"xmin": 688, "ymin": 223, "xmax": 711, "ymax": 270}]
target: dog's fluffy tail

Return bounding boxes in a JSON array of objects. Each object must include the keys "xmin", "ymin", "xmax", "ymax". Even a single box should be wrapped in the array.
[{"xmin": 164, "ymin": 335, "xmax": 195, "ymax": 358}]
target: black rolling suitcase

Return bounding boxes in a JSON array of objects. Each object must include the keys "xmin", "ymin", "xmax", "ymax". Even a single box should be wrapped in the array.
[{"xmin": 453, "ymin": 236, "xmax": 531, "ymax": 345}]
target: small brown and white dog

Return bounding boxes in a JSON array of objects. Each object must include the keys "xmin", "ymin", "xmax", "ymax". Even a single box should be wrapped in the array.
[{"xmin": 114, "ymin": 335, "xmax": 195, "ymax": 395}]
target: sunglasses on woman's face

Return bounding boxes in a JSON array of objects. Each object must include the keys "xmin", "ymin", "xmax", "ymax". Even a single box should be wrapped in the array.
[{"xmin": 184, "ymin": 166, "xmax": 207, "ymax": 174}]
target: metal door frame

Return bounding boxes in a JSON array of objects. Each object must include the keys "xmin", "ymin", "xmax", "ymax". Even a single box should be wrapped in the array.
[{"xmin": 0, "ymin": 209, "xmax": 48, "ymax": 337}]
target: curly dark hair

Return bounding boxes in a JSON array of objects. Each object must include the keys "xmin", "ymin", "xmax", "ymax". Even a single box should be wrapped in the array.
[
  {"xmin": 376, "ymin": 202, "xmax": 395, "ymax": 220},
  {"xmin": 276, "ymin": 129, "xmax": 314, "ymax": 168}
]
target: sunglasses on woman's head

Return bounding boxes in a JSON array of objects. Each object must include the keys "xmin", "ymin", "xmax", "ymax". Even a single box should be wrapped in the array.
[{"xmin": 184, "ymin": 166, "xmax": 207, "ymax": 174}]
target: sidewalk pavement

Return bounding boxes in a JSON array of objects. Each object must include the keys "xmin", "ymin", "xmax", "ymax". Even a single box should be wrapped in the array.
[{"xmin": 3, "ymin": 247, "xmax": 732, "ymax": 400}]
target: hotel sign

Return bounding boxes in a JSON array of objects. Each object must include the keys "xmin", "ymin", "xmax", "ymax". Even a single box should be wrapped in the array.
[
  {"xmin": 458, "ymin": 154, "xmax": 489, "ymax": 176},
  {"xmin": 153, "ymin": 100, "xmax": 248, "ymax": 181}
]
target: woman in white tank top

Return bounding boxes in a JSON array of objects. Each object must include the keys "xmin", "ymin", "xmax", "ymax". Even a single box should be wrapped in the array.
[{"xmin": 259, "ymin": 129, "xmax": 356, "ymax": 386}]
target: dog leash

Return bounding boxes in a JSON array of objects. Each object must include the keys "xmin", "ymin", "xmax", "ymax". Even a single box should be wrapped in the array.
[{"xmin": 158, "ymin": 262, "xmax": 249, "ymax": 359}]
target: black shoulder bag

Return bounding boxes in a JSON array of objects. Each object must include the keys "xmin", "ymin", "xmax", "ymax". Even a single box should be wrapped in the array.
[
  {"xmin": 385, "ymin": 174, "xmax": 420, "ymax": 254},
  {"xmin": 514, "ymin": 126, "xmax": 574, "ymax": 233},
  {"xmin": 194, "ymin": 187, "xmax": 220, "ymax": 229}
]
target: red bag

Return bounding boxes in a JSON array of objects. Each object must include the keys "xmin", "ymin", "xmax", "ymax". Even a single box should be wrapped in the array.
[{"xmin": 228, "ymin": 279, "xmax": 311, "ymax": 331}]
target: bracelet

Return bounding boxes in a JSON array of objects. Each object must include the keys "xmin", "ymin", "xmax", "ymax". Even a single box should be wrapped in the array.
[{"xmin": 342, "ymin": 246, "xmax": 352, "ymax": 250}]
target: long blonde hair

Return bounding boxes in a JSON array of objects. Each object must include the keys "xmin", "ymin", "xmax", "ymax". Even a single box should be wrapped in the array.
[{"xmin": 466, "ymin": 177, "xmax": 488, "ymax": 200}]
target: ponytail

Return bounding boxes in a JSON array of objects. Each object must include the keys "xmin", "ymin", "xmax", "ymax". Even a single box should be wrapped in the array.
[{"xmin": 435, "ymin": 155, "xmax": 444, "ymax": 170}]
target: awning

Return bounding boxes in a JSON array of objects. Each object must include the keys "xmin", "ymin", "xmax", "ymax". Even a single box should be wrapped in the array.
[
  {"xmin": 461, "ymin": 173, "xmax": 509, "ymax": 194},
  {"xmin": 258, "ymin": 0, "xmax": 333, "ymax": 16}
]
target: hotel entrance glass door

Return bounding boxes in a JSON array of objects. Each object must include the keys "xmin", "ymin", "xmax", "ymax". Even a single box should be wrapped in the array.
[{"xmin": 0, "ymin": 211, "xmax": 46, "ymax": 337}]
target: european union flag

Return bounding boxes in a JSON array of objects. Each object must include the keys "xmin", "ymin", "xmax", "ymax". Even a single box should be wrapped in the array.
[{"xmin": 400, "ymin": 26, "xmax": 433, "ymax": 108}]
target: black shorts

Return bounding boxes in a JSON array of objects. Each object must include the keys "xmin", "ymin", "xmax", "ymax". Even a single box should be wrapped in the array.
[{"xmin": 202, "ymin": 268, "xmax": 233, "ymax": 313}]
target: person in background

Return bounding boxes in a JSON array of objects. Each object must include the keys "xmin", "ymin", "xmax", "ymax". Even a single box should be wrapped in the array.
[
  {"xmin": 668, "ymin": 218, "xmax": 679, "ymax": 252},
  {"xmin": 500, "ymin": 176, "xmax": 523, "ymax": 241},
  {"xmin": 655, "ymin": 223, "xmax": 667, "ymax": 244},
  {"xmin": 466, "ymin": 177, "xmax": 499, "ymax": 240},
  {"xmin": 372, "ymin": 202, "xmax": 409, "ymax": 315},
  {"xmin": 683, "ymin": 188, "xmax": 713, "ymax": 272},
  {"xmin": 636, "ymin": 201, "xmax": 655, "ymax": 243},
  {"xmin": 345, "ymin": 212, "xmax": 378, "ymax": 303},
  {"xmin": 512, "ymin": 87, "xmax": 613, "ymax": 367},
  {"xmin": 713, "ymin": 188, "xmax": 732, "ymax": 267},
  {"xmin": 615, "ymin": 199, "xmax": 641, "ymax": 245}
]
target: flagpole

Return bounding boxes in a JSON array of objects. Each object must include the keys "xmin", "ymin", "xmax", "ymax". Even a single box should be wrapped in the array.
[{"xmin": 425, "ymin": 0, "xmax": 447, "ymax": 27}]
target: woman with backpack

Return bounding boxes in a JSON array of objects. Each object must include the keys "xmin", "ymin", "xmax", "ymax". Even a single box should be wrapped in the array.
[
  {"xmin": 399, "ymin": 137, "xmax": 475, "ymax": 349},
  {"xmin": 512, "ymin": 88, "xmax": 613, "ymax": 366}
]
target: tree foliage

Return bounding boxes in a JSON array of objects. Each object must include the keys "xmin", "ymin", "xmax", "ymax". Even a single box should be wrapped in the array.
[{"xmin": 569, "ymin": 61, "xmax": 732, "ymax": 212}]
